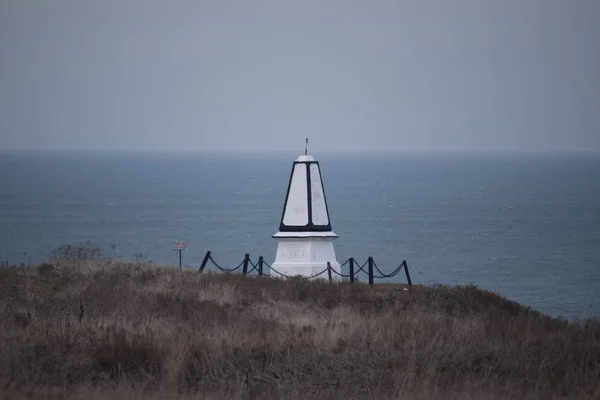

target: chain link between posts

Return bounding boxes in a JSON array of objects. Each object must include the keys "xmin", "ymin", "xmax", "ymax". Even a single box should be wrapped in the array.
[
  {"xmin": 372, "ymin": 261, "xmax": 403, "ymax": 279},
  {"xmin": 262, "ymin": 259, "xmax": 331, "ymax": 280},
  {"xmin": 208, "ymin": 255, "xmax": 244, "ymax": 273}
]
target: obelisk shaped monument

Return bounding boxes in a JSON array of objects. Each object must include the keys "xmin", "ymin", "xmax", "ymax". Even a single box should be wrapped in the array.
[{"xmin": 271, "ymin": 139, "xmax": 341, "ymax": 280}]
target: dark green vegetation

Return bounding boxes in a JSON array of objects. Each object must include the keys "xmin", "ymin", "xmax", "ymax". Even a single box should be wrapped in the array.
[{"xmin": 1, "ymin": 260, "xmax": 599, "ymax": 399}]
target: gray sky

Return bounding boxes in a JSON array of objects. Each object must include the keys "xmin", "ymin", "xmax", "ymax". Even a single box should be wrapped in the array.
[{"xmin": 1, "ymin": 0, "xmax": 599, "ymax": 152}]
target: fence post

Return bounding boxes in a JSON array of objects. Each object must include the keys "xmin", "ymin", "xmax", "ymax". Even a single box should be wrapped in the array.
[
  {"xmin": 349, "ymin": 258, "xmax": 355, "ymax": 283},
  {"xmin": 242, "ymin": 253, "xmax": 250, "ymax": 275},
  {"xmin": 327, "ymin": 261, "xmax": 332, "ymax": 283},
  {"xmin": 199, "ymin": 251, "xmax": 211, "ymax": 273},
  {"xmin": 258, "ymin": 256, "xmax": 264, "ymax": 276},
  {"xmin": 403, "ymin": 260, "xmax": 413, "ymax": 286},
  {"xmin": 368, "ymin": 257, "xmax": 374, "ymax": 285}
]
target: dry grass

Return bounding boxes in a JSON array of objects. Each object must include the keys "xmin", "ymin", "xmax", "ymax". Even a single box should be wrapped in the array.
[{"xmin": 0, "ymin": 261, "xmax": 599, "ymax": 399}]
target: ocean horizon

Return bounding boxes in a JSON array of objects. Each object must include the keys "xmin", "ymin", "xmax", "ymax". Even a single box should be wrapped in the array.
[{"xmin": 1, "ymin": 150, "xmax": 599, "ymax": 319}]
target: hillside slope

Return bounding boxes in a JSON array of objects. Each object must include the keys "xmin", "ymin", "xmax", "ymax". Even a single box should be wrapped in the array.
[{"xmin": 1, "ymin": 262, "xmax": 599, "ymax": 399}]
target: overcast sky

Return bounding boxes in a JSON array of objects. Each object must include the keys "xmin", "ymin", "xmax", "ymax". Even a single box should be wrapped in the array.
[{"xmin": 1, "ymin": 0, "xmax": 599, "ymax": 152}]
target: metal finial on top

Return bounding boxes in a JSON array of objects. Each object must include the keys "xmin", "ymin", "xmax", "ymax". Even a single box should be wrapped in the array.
[{"xmin": 305, "ymin": 137, "xmax": 308, "ymax": 155}]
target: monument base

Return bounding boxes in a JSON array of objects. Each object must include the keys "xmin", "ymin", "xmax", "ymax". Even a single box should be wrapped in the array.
[{"xmin": 271, "ymin": 236, "xmax": 342, "ymax": 281}]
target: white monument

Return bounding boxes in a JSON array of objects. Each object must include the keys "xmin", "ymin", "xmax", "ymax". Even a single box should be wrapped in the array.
[{"xmin": 271, "ymin": 140, "xmax": 342, "ymax": 280}]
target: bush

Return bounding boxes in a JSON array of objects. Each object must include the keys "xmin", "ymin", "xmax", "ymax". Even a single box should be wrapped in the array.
[{"xmin": 48, "ymin": 242, "xmax": 103, "ymax": 262}]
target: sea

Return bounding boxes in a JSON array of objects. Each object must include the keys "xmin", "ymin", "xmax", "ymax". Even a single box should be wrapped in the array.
[{"xmin": 1, "ymin": 151, "xmax": 599, "ymax": 319}]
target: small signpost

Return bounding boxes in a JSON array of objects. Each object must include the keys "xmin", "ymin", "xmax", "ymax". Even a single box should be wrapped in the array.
[{"xmin": 172, "ymin": 241, "xmax": 188, "ymax": 270}]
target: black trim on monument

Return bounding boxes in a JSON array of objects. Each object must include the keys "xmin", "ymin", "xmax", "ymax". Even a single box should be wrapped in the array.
[
  {"xmin": 271, "ymin": 233, "xmax": 339, "ymax": 239},
  {"xmin": 278, "ymin": 160, "xmax": 333, "ymax": 233},
  {"xmin": 306, "ymin": 161, "xmax": 313, "ymax": 227}
]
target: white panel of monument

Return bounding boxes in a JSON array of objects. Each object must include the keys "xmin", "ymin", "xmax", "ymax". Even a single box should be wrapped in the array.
[
  {"xmin": 282, "ymin": 164, "xmax": 309, "ymax": 226},
  {"xmin": 310, "ymin": 163, "xmax": 329, "ymax": 226}
]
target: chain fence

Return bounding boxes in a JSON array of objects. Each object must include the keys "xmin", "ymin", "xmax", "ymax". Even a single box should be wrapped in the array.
[{"xmin": 197, "ymin": 251, "xmax": 412, "ymax": 286}]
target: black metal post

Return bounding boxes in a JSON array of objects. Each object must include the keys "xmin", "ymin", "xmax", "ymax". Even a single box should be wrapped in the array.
[
  {"xmin": 179, "ymin": 249, "xmax": 182, "ymax": 271},
  {"xmin": 403, "ymin": 260, "xmax": 413, "ymax": 286},
  {"xmin": 242, "ymin": 253, "xmax": 250, "ymax": 275},
  {"xmin": 368, "ymin": 257, "xmax": 374, "ymax": 285},
  {"xmin": 327, "ymin": 261, "xmax": 332, "ymax": 283},
  {"xmin": 258, "ymin": 256, "xmax": 264, "ymax": 276},
  {"xmin": 349, "ymin": 258, "xmax": 355, "ymax": 283},
  {"xmin": 199, "ymin": 251, "xmax": 211, "ymax": 272}
]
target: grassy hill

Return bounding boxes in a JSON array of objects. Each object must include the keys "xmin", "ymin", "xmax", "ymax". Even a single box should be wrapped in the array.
[{"xmin": 0, "ymin": 261, "xmax": 598, "ymax": 399}]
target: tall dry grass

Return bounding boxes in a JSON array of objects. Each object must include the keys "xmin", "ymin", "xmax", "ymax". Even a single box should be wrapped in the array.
[{"xmin": 0, "ymin": 261, "xmax": 598, "ymax": 399}]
